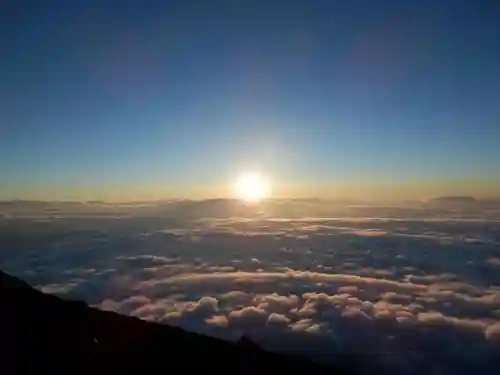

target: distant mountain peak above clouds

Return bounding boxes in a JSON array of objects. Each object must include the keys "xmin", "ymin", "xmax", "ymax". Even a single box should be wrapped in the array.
[{"xmin": 430, "ymin": 196, "xmax": 478, "ymax": 203}]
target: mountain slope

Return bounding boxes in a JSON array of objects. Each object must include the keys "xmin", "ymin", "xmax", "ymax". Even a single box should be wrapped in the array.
[{"xmin": 1, "ymin": 270, "xmax": 352, "ymax": 374}]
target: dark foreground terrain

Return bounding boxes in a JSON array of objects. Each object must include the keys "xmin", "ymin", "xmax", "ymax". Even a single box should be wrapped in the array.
[{"xmin": 1, "ymin": 270, "xmax": 348, "ymax": 374}]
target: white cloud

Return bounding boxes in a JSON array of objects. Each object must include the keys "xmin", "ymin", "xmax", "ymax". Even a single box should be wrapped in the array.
[
  {"xmin": 267, "ymin": 313, "xmax": 291, "ymax": 326},
  {"xmin": 2, "ymin": 201, "xmax": 500, "ymax": 374}
]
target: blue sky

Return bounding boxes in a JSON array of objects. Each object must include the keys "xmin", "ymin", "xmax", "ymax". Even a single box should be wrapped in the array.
[{"xmin": 1, "ymin": 0, "xmax": 499, "ymax": 200}]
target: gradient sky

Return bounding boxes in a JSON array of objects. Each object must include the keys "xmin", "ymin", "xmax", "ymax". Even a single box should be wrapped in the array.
[{"xmin": 1, "ymin": 0, "xmax": 500, "ymax": 201}]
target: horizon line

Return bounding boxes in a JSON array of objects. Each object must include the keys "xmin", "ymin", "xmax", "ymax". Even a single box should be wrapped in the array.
[{"xmin": 1, "ymin": 195, "xmax": 499, "ymax": 205}]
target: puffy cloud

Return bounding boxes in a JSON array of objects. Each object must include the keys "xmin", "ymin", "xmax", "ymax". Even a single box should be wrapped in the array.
[
  {"xmin": 3, "ymin": 202, "xmax": 500, "ymax": 374},
  {"xmin": 255, "ymin": 293, "xmax": 299, "ymax": 313},
  {"xmin": 228, "ymin": 306, "xmax": 269, "ymax": 328},
  {"xmin": 103, "ymin": 295, "xmax": 152, "ymax": 314},
  {"xmin": 290, "ymin": 319, "xmax": 326, "ymax": 334},
  {"xmin": 267, "ymin": 313, "xmax": 291, "ymax": 326},
  {"xmin": 186, "ymin": 296, "xmax": 219, "ymax": 316},
  {"xmin": 98, "ymin": 299, "xmax": 122, "ymax": 312},
  {"xmin": 205, "ymin": 315, "xmax": 229, "ymax": 327},
  {"xmin": 131, "ymin": 300, "xmax": 175, "ymax": 321}
]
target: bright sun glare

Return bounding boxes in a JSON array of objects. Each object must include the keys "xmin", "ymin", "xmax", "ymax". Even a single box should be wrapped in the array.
[{"xmin": 234, "ymin": 172, "xmax": 270, "ymax": 202}]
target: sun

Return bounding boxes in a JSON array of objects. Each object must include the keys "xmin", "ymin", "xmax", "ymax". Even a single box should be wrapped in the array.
[{"xmin": 234, "ymin": 172, "xmax": 271, "ymax": 203}]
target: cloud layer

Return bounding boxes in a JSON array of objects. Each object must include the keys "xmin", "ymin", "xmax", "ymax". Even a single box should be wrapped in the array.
[{"xmin": 1, "ymin": 200, "xmax": 500, "ymax": 374}]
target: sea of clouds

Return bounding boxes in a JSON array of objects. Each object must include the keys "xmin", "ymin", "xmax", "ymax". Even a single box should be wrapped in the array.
[{"xmin": 1, "ymin": 199, "xmax": 500, "ymax": 374}]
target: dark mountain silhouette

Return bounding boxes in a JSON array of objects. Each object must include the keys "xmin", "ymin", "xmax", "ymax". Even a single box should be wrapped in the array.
[
  {"xmin": 1, "ymin": 270, "xmax": 352, "ymax": 375},
  {"xmin": 427, "ymin": 196, "xmax": 477, "ymax": 205}
]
